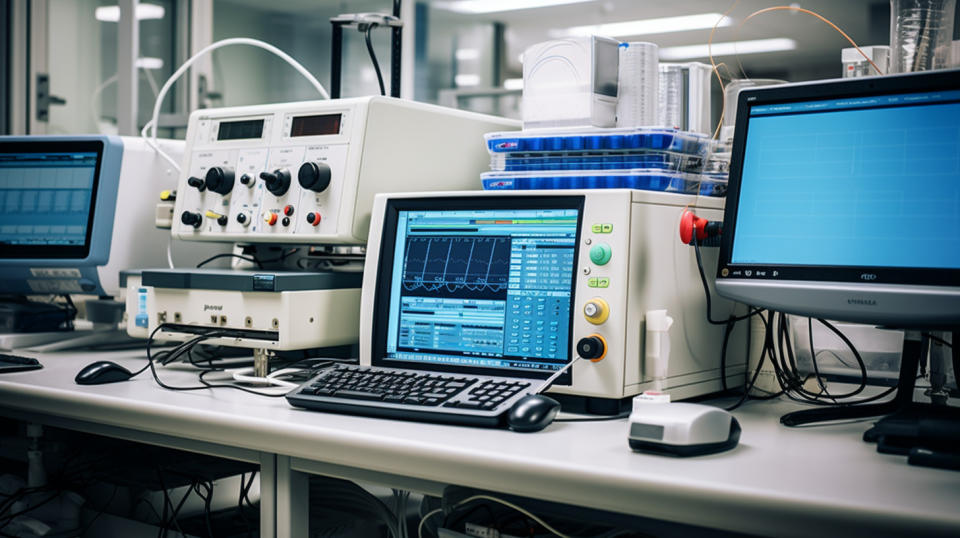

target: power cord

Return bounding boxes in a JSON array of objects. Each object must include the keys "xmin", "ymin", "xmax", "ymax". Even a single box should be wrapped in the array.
[{"xmin": 364, "ymin": 24, "xmax": 386, "ymax": 96}]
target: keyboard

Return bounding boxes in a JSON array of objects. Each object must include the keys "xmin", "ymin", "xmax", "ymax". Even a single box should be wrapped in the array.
[
  {"xmin": 0, "ymin": 353, "xmax": 43, "ymax": 373},
  {"xmin": 286, "ymin": 365, "xmax": 537, "ymax": 427}
]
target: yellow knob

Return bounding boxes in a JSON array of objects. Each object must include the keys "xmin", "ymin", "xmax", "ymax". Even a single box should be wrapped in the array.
[{"xmin": 583, "ymin": 298, "xmax": 609, "ymax": 325}]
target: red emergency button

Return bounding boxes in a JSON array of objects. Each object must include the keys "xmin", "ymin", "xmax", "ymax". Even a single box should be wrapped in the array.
[
  {"xmin": 263, "ymin": 212, "xmax": 278, "ymax": 226},
  {"xmin": 283, "ymin": 204, "xmax": 295, "ymax": 216},
  {"xmin": 306, "ymin": 212, "xmax": 322, "ymax": 226}
]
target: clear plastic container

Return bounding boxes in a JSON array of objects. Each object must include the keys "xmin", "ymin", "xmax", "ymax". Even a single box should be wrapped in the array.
[{"xmin": 889, "ymin": 0, "xmax": 956, "ymax": 73}]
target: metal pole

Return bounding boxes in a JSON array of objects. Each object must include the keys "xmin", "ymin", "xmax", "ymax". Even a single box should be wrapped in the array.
[{"xmin": 117, "ymin": 0, "xmax": 139, "ymax": 135}]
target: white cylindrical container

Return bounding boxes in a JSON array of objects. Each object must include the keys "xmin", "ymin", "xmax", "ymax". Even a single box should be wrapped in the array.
[{"xmin": 616, "ymin": 42, "xmax": 659, "ymax": 128}]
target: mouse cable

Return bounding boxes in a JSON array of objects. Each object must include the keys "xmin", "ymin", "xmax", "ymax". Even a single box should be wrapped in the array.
[
  {"xmin": 553, "ymin": 410, "xmax": 631, "ymax": 423},
  {"xmin": 146, "ymin": 324, "xmax": 291, "ymax": 398}
]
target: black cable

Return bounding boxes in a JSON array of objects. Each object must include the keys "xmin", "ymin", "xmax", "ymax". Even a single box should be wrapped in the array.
[
  {"xmin": 364, "ymin": 24, "xmax": 386, "ymax": 96},
  {"xmin": 692, "ymin": 235, "xmax": 763, "ymax": 325},
  {"xmin": 925, "ymin": 332, "xmax": 953, "ymax": 348},
  {"xmin": 77, "ymin": 485, "xmax": 119, "ymax": 536},
  {"xmin": 553, "ymin": 410, "xmax": 631, "ymax": 423},
  {"xmin": 807, "ymin": 317, "xmax": 835, "ymax": 402},
  {"xmin": 196, "ymin": 252, "xmax": 263, "ymax": 269},
  {"xmin": 146, "ymin": 324, "xmax": 290, "ymax": 397},
  {"xmin": 719, "ymin": 316, "xmax": 736, "ymax": 392}
]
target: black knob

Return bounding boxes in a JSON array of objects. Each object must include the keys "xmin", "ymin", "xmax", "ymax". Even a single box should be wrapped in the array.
[
  {"xmin": 236, "ymin": 213, "xmax": 247, "ymax": 224},
  {"xmin": 216, "ymin": 215, "xmax": 228, "ymax": 226},
  {"xmin": 281, "ymin": 216, "xmax": 291, "ymax": 227},
  {"xmin": 187, "ymin": 176, "xmax": 205, "ymax": 192},
  {"xmin": 298, "ymin": 161, "xmax": 331, "ymax": 193},
  {"xmin": 205, "ymin": 167, "xmax": 235, "ymax": 195},
  {"xmin": 576, "ymin": 335, "xmax": 606, "ymax": 360},
  {"xmin": 239, "ymin": 173, "xmax": 254, "ymax": 186},
  {"xmin": 260, "ymin": 169, "xmax": 291, "ymax": 196},
  {"xmin": 180, "ymin": 211, "xmax": 202, "ymax": 228}
]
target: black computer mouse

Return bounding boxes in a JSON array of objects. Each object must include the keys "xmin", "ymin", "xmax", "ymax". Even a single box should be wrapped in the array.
[
  {"xmin": 75, "ymin": 361, "xmax": 134, "ymax": 385},
  {"xmin": 507, "ymin": 394, "xmax": 561, "ymax": 433}
]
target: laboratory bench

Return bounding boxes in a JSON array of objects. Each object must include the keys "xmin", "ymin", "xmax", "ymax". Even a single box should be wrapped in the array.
[{"xmin": 0, "ymin": 349, "xmax": 958, "ymax": 537}]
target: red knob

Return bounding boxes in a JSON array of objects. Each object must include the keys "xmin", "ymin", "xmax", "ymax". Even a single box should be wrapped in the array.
[
  {"xmin": 306, "ymin": 212, "xmax": 322, "ymax": 226},
  {"xmin": 263, "ymin": 212, "xmax": 278, "ymax": 226},
  {"xmin": 283, "ymin": 204, "xmax": 295, "ymax": 216}
]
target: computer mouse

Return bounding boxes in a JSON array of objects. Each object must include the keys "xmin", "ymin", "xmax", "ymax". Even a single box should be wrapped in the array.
[
  {"xmin": 75, "ymin": 361, "xmax": 134, "ymax": 385},
  {"xmin": 507, "ymin": 394, "xmax": 561, "ymax": 433},
  {"xmin": 627, "ymin": 402, "xmax": 741, "ymax": 457}
]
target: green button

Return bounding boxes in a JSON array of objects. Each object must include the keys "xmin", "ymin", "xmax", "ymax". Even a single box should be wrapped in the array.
[
  {"xmin": 589, "ymin": 243, "xmax": 612, "ymax": 265},
  {"xmin": 601, "ymin": 223, "xmax": 613, "ymax": 233},
  {"xmin": 591, "ymin": 224, "xmax": 603, "ymax": 233},
  {"xmin": 598, "ymin": 277, "xmax": 610, "ymax": 288},
  {"xmin": 588, "ymin": 277, "xmax": 599, "ymax": 288}
]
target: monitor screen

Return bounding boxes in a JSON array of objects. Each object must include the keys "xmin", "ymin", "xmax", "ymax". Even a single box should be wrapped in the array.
[
  {"xmin": 717, "ymin": 70, "xmax": 960, "ymax": 326},
  {"xmin": 0, "ymin": 140, "xmax": 103, "ymax": 259},
  {"xmin": 372, "ymin": 196, "xmax": 584, "ymax": 382}
]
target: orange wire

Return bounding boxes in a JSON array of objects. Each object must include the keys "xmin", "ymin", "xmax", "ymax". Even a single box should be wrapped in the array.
[
  {"xmin": 709, "ymin": 0, "xmax": 741, "ymax": 139},
  {"xmin": 739, "ymin": 6, "xmax": 885, "ymax": 76}
]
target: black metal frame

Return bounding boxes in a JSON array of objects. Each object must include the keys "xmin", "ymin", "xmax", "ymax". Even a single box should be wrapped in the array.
[{"xmin": 330, "ymin": 1, "xmax": 402, "ymax": 99}]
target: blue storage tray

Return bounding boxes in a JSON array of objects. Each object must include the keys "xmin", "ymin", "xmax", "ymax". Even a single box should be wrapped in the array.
[
  {"xmin": 481, "ymin": 170, "xmax": 709, "ymax": 195},
  {"xmin": 485, "ymin": 127, "xmax": 709, "ymax": 156},
  {"xmin": 492, "ymin": 150, "xmax": 704, "ymax": 173}
]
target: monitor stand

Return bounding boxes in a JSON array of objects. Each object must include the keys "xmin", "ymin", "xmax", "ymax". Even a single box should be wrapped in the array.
[{"xmin": 780, "ymin": 330, "xmax": 960, "ymax": 430}]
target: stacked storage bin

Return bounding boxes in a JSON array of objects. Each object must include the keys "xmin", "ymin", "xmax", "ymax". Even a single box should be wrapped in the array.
[{"xmin": 480, "ymin": 127, "xmax": 726, "ymax": 196}]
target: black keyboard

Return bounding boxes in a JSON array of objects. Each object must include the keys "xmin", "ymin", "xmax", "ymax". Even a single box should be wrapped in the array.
[
  {"xmin": 286, "ymin": 365, "xmax": 536, "ymax": 427},
  {"xmin": 0, "ymin": 353, "xmax": 43, "ymax": 373}
]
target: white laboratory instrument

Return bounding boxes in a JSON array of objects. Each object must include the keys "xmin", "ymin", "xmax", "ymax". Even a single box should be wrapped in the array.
[
  {"xmin": 359, "ymin": 189, "xmax": 747, "ymax": 404},
  {"xmin": 521, "ymin": 36, "xmax": 620, "ymax": 129}
]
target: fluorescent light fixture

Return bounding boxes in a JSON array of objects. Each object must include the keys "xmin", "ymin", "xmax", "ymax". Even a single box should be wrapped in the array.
[
  {"xmin": 659, "ymin": 38, "xmax": 797, "ymax": 60},
  {"xmin": 503, "ymin": 78, "xmax": 524, "ymax": 90},
  {"xmin": 557, "ymin": 13, "xmax": 731, "ymax": 38},
  {"xmin": 455, "ymin": 74, "xmax": 481, "ymax": 86},
  {"xmin": 455, "ymin": 48, "xmax": 480, "ymax": 61},
  {"xmin": 135, "ymin": 57, "xmax": 163, "ymax": 70},
  {"xmin": 436, "ymin": 0, "xmax": 595, "ymax": 15},
  {"xmin": 95, "ymin": 4, "xmax": 165, "ymax": 22}
]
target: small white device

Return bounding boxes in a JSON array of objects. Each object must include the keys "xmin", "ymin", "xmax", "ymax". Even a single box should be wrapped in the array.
[
  {"xmin": 522, "ymin": 36, "xmax": 620, "ymax": 129},
  {"xmin": 658, "ymin": 62, "xmax": 712, "ymax": 136},
  {"xmin": 171, "ymin": 96, "xmax": 518, "ymax": 244},
  {"xmin": 628, "ymin": 401, "xmax": 741, "ymax": 457}
]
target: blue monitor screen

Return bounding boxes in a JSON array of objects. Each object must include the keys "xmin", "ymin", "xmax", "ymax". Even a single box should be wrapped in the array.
[
  {"xmin": 376, "ymin": 199, "xmax": 582, "ymax": 379},
  {"xmin": 0, "ymin": 150, "xmax": 99, "ymax": 255},
  {"xmin": 732, "ymin": 89, "xmax": 960, "ymax": 271}
]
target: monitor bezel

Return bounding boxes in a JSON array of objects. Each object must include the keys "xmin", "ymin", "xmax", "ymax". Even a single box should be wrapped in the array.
[
  {"xmin": 718, "ymin": 69, "xmax": 960, "ymax": 289},
  {"xmin": 0, "ymin": 139, "xmax": 105, "ymax": 260},
  {"xmin": 371, "ymin": 195, "xmax": 586, "ymax": 383}
]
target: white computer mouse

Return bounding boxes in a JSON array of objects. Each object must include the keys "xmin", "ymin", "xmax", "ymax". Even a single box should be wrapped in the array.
[{"xmin": 627, "ymin": 402, "xmax": 741, "ymax": 457}]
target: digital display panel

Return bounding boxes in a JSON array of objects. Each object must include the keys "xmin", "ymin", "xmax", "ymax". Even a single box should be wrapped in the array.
[
  {"xmin": 217, "ymin": 119, "xmax": 265, "ymax": 140},
  {"xmin": 0, "ymin": 143, "xmax": 102, "ymax": 259},
  {"xmin": 373, "ymin": 197, "xmax": 584, "ymax": 381},
  {"xmin": 732, "ymin": 89, "xmax": 960, "ymax": 272},
  {"xmin": 290, "ymin": 114, "xmax": 342, "ymax": 137}
]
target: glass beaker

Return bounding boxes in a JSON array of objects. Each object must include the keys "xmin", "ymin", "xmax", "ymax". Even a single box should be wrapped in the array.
[{"xmin": 889, "ymin": 0, "xmax": 957, "ymax": 73}]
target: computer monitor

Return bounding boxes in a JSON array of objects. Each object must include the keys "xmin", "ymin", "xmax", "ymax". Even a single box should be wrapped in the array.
[
  {"xmin": 0, "ymin": 136, "xmax": 184, "ymax": 298},
  {"xmin": 367, "ymin": 196, "xmax": 583, "ymax": 385},
  {"xmin": 716, "ymin": 69, "xmax": 960, "ymax": 329}
]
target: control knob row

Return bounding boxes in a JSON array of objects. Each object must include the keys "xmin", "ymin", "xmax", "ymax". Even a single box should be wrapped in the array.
[{"xmin": 188, "ymin": 162, "xmax": 331, "ymax": 197}]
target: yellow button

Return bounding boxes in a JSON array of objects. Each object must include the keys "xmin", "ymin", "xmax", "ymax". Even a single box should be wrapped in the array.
[
  {"xmin": 598, "ymin": 278, "xmax": 610, "ymax": 288},
  {"xmin": 160, "ymin": 190, "xmax": 172, "ymax": 201},
  {"xmin": 204, "ymin": 210, "xmax": 225, "ymax": 219},
  {"xmin": 588, "ymin": 277, "xmax": 599, "ymax": 287},
  {"xmin": 601, "ymin": 223, "xmax": 613, "ymax": 233},
  {"xmin": 591, "ymin": 224, "xmax": 602, "ymax": 233}
]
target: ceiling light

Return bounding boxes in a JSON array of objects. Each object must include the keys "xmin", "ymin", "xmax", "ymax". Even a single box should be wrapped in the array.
[
  {"xmin": 659, "ymin": 38, "xmax": 797, "ymax": 60},
  {"xmin": 135, "ymin": 57, "xmax": 163, "ymax": 70},
  {"xmin": 503, "ymin": 78, "xmax": 523, "ymax": 90},
  {"xmin": 95, "ymin": 4, "xmax": 165, "ymax": 22},
  {"xmin": 556, "ymin": 13, "xmax": 731, "ymax": 38},
  {"xmin": 435, "ymin": 0, "xmax": 595, "ymax": 15},
  {"xmin": 455, "ymin": 74, "xmax": 481, "ymax": 86},
  {"xmin": 455, "ymin": 49, "xmax": 480, "ymax": 61}
]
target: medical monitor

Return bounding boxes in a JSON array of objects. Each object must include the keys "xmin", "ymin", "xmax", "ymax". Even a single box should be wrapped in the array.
[
  {"xmin": 716, "ymin": 69, "xmax": 960, "ymax": 327},
  {"xmin": 369, "ymin": 196, "xmax": 584, "ymax": 384},
  {"xmin": 0, "ymin": 136, "xmax": 184, "ymax": 297}
]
